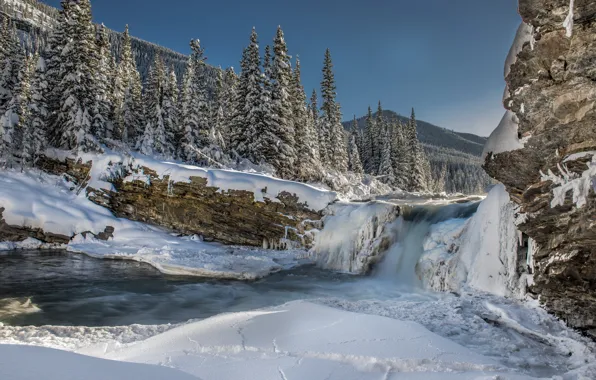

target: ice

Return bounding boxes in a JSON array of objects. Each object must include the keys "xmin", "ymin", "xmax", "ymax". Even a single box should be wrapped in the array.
[
  {"xmin": 563, "ymin": 0, "xmax": 575, "ymax": 37},
  {"xmin": 541, "ymin": 152, "xmax": 596, "ymax": 208},
  {"xmin": 0, "ymin": 169, "xmax": 310, "ymax": 280},
  {"xmin": 311, "ymin": 201, "xmax": 399, "ymax": 273},
  {"xmin": 482, "ymin": 110, "xmax": 524, "ymax": 160},
  {"xmin": 419, "ymin": 185, "xmax": 525, "ymax": 298}
]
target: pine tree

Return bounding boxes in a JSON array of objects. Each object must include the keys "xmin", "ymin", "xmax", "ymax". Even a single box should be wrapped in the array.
[
  {"xmin": 378, "ymin": 127, "xmax": 395, "ymax": 185},
  {"xmin": 91, "ymin": 24, "xmax": 113, "ymax": 141},
  {"xmin": 256, "ymin": 44, "xmax": 278, "ymax": 166},
  {"xmin": 348, "ymin": 116, "xmax": 363, "ymax": 174},
  {"xmin": 22, "ymin": 54, "xmax": 48, "ymax": 166},
  {"xmin": 268, "ymin": 26, "xmax": 296, "ymax": 178},
  {"xmin": 320, "ymin": 49, "xmax": 347, "ymax": 172},
  {"xmin": 407, "ymin": 108, "xmax": 427, "ymax": 191},
  {"xmin": 48, "ymin": 0, "xmax": 99, "ymax": 152},
  {"xmin": 390, "ymin": 118, "xmax": 409, "ymax": 190},
  {"xmin": 139, "ymin": 55, "xmax": 168, "ymax": 156},
  {"xmin": 113, "ymin": 25, "xmax": 143, "ymax": 145},
  {"xmin": 1, "ymin": 53, "xmax": 33, "ymax": 167},
  {"xmin": 371, "ymin": 101, "xmax": 385, "ymax": 174},
  {"xmin": 162, "ymin": 68, "xmax": 179, "ymax": 156},
  {"xmin": 220, "ymin": 67, "xmax": 237, "ymax": 149},
  {"xmin": 292, "ymin": 57, "xmax": 321, "ymax": 181},
  {"xmin": 0, "ymin": 23, "xmax": 22, "ymax": 117},
  {"xmin": 309, "ymin": 89, "xmax": 323, "ymax": 162},
  {"xmin": 230, "ymin": 29, "xmax": 264, "ymax": 164},
  {"xmin": 362, "ymin": 106, "xmax": 374, "ymax": 173},
  {"xmin": 180, "ymin": 39, "xmax": 212, "ymax": 164}
]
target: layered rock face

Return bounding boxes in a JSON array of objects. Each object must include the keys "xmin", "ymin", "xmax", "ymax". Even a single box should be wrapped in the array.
[
  {"xmin": 484, "ymin": 0, "xmax": 596, "ymax": 336},
  {"xmin": 37, "ymin": 156, "xmax": 330, "ymax": 248}
]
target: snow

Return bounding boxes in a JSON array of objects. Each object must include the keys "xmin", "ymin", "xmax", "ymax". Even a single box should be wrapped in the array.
[
  {"xmin": 74, "ymin": 301, "xmax": 537, "ymax": 379},
  {"xmin": 0, "ymin": 238, "xmax": 64, "ymax": 251},
  {"xmin": 0, "ymin": 345, "xmax": 199, "ymax": 380},
  {"xmin": 51, "ymin": 149, "xmax": 337, "ymax": 212},
  {"xmin": 311, "ymin": 201, "xmax": 399, "ymax": 273},
  {"xmin": 563, "ymin": 0, "xmax": 575, "ymax": 37},
  {"xmin": 482, "ymin": 111, "xmax": 524, "ymax": 160},
  {"xmin": 0, "ymin": 169, "xmax": 311, "ymax": 280},
  {"xmin": 505, "ymin": 23, "xmax": 533, "ymax": 78},
  {"xmin": 541, "ymin": 152, "xmax": 596, "ymax": 208}
]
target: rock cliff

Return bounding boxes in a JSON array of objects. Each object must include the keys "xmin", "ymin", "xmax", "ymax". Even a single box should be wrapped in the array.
[{"xmin": 484, "ymin": 0, "xmax": 596, "ymax": 337}]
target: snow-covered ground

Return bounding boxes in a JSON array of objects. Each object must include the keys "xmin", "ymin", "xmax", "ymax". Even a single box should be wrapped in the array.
[
  {"xmin": 0, "ymin": 169, "xmax": 311, "ymax": 280},
  {"xmin": 6, "ymin": 300, "xmax": 592, "ymax": 380}
]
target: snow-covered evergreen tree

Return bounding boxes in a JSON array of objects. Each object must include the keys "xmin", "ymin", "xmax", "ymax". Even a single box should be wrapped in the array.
[
  {"xmin": 230, "ymin": 29, "xmax": 264, "ymax": 164},
  {"xmin": 22, "ymin": 54, "xmax": 48, "ymax": 166},
  {"xmin": 378, "ymin": 127, "xmax": 395, "ymax": 185},
  {"xmin": 309, "ymin": 89, "xmax": 323, "ymax": 162},
  {"xmin": 113, "ymin": 25, "xmax": 143, "ymax": 145},
  {"xmin": 320, "ymin": 49, "xmax": 347, "ymax": 172},
  {"xmin": 292, "ymin": 57, "xmax": 321, "ymax": 181},
  {"xmin": 371, "ymin": 101, "xmax": 385, "ymax": 174},
  {"xmin": 362, "ymin": 106, "xmax": 374, "ymax": 173},
  {"xmin": 91, "ymin": 24, "xmax": 113, "ymax": 140},
  {"xmin": 220, "ymin": 67, "xmax": 237, "ymax": 149},
  {"xmin": 268, "ymin": 26, "xmax": 296, "ymax": 178},
  {"xmin": 347, "ymin": 116, "xmax": 363, "ymax": 174},
  {"xmin": 139, "ymin": 55, "xmax": 169, "ymax": 156},
  {"xmin": 162, "ymin": 67, "xmax": 179, "ymax": 156},
  {"xmin": 1, "ymin": 53, "xmax": 33, "ymax": 167},
  {"xmin": 180, "ymin": 39, "xmax": 212, "ymax": 164},
  {"xmin": 0, "ymin": 22, "xmax": 22, "ymax": 117},
  {"xmin": 48, "ymin": 0, "xmax": 99, "ymax": 152},
  {"xmin": 407, "ymin": 108, "xmax": 427, "ymax": 191},
  {"xmin": 390, "ymin": 118, "xmax": 409, "ymax": 190}
]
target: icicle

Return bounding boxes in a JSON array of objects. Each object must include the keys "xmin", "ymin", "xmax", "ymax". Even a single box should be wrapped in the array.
[{"xmin": 563, "ymin": 0, "xmax": 575, "ymax": 38}]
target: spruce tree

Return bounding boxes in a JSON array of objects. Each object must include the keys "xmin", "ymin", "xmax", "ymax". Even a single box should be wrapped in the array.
[
  {"xmin": 220, "ymin": 67, "xmax": 238, "ymax": 149},
  {"xmin": 162, "ymin": 68, "xmax": 179, "ymax": 157},
  {"xmin": 268, "ymin": 26, "xmax": 296, "ymax": 178},
  {"xmin": 371, "ymin": 101, "xmax": 385, "ymax": 174},
  {"xmin": 378, "ymin": 127, "xmax": 395, "ymax": 185},
  {"xmin": 22, "ymin": 54, "xmax": 48, "ymax": 166},
  {"xmin": 309, "ymin": 89, "xmax": 323, "ymax": 162},
  {"xmin": 91, "ymin": 24, "xmax": 113, "ymax": 141},
  {"xmin": 180, "ymin": 39, "xmax": 212, "ymax": 164},
  {"xmin": 1, "ymin": 53, "xmax": 33, "ymax": 167},
  {"xmin": 257, "ymin": 44, "xmax": 278, "ymax": 166},
  {"xmin": 0, "ymin": 23, "xmax": 22, "ymax": 117},
  {"xmin": 139, "ymin": 55, "xmax": 168, "ymax": 156},
  {"xmin": 390, "ymin": 119, "xmax": 409, "ymax": 190},
  {"xmin": 348, "ymin": 116, "xmax": 363, "ymax": 174},
  {"xmin": 363, "ymin": 106, "xmax": 374, "ymax": 173},
  {"xmin": 407, "ymin": 108, "xmax": 427, "ymax": 191},
  {"xmin": 230, "ymin": 29, "xmax": 264, "ymax": 164},
  {"xmin": 320, "ymin": 49, "xmax": 347, "ymax": 172},
  {"xmin": 49, "ymin": 0, "xmax": 99, "ymax": 152},
  {"xmin": 292, "ymin": 57, "xmax": 321, "ymax": 181}
]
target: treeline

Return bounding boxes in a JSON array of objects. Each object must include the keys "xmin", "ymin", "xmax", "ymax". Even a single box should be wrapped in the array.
[{"xmin": 0, "ymin": 0, "xmax": 433, "ymax": 192}]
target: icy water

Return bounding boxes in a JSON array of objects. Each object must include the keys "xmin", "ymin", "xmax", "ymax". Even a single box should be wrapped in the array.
[{"xmin": 0, "ymin": 250, "xmax": 434, "ymax": 326}]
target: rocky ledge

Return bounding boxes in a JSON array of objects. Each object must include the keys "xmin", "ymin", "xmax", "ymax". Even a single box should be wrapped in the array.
[
  {"xmin": 484, "ymin": 0, "xmax": 596, "ymax": 337},
  {"xmin": 37, "ymin": 154, "xmax": 334, "ymax": 248}
]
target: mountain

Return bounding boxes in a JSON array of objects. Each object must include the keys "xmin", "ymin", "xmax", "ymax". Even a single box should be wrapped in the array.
[
  {"xmin": 0, "ymin": 0, "xmax": 220, "ymax": 85},
  {"xmin": 343, "ymin": 110, "xmax": 487, "ymax": 157},
  {"xmin": 343, "ymin": 110, "xmax": 492, "ymax": 194}
]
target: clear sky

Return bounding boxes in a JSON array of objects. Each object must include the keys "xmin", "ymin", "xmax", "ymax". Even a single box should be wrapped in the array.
[{"xmin": 43, "ymin": 0, "xmax": 520, "ymax": 137}]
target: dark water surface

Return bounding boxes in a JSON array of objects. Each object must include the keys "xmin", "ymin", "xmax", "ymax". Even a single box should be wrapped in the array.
[{"xmin": 0, "ymin": 250, "xmax": 431, "ymax": 326}]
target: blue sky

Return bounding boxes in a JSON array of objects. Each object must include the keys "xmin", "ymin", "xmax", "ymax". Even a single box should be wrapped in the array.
[{"xmin": 44, "ymin": 0, "xmax": 520, "ymax": 136}]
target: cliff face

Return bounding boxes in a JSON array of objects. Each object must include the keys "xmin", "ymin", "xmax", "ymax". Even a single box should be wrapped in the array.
[
  {"xmin": 36, "ymin": 155, "xmax": 331, "ymax": 249},
  {"xmin": 484, "ymin": 0, "xmax": 596, "ymax": 337}
]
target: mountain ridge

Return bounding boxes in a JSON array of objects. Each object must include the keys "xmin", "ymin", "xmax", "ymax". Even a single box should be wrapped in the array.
[{"xmin": 343, "ymin": 110, "xmax": 487, "ymax": 157}]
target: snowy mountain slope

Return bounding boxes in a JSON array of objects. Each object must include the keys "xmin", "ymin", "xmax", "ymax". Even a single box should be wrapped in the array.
[
  {"xmin": 0, "ymin": 0, "xmax": 204, "ymax": 83},
  {"xmin": 343, "ymin": 110, "xmax": 487, "ymax": 157}
]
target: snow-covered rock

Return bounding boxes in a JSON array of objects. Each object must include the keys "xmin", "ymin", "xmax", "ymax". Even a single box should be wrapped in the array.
[{"xmin": 482, "ymin": 111, "xmax": 524, "ymax": 160}]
